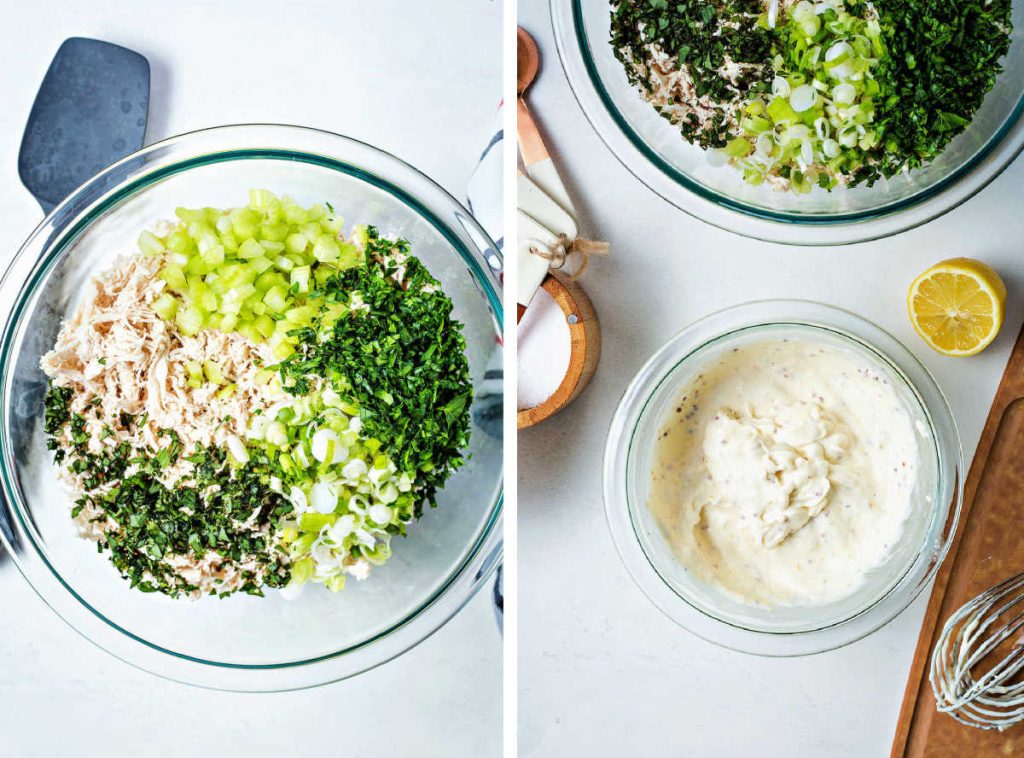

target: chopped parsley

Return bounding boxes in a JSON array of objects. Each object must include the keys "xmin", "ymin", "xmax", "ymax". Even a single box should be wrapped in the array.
[
  {"xmin": 861, "ymin": 0, "xmax": 1013, "ymax": 184},
  {"xmin": 277, "ymin": 228, "xmax": 473, "ymax": 510},
  {"xmin": 43, "ymin": 387, "xmax": 290, "ymax": 598},
  {"xmin": 611, "ymin": 0, "xmax": 774, "ymax": 147}
]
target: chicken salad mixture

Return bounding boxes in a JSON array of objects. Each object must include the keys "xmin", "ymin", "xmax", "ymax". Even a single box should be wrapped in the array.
[
  {"xmin": 42, "ymin": 190, "xmax": 472, "ymax": 599},
  {"xmin": 611, "ymin": 0, "xmax": 1013, "ymax": 192}
]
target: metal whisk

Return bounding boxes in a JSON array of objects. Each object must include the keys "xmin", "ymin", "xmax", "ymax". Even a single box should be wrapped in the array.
[{"xmin": 930, "ymin": 572, "xmax": 1024, "ymax": 731}]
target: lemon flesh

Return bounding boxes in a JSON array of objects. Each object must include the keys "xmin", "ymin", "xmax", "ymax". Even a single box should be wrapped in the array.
[{"xmin": 908, "ymin": 258, "xmax": 1006, "ymax": 357}]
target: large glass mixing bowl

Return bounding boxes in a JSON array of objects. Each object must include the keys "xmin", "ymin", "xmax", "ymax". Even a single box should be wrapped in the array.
[
  {"xmin": 0, "ymin": 125, "xmax": 503, "ymax": 691},
  {"xmin": 551, "ymin": 0, "xmax": 1024, "ymax": 245}
]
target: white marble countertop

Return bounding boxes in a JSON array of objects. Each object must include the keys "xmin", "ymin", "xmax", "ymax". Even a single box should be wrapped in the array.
[
  {"xmin": 517, "ymin": 1, "xmax": 1024, "ymax": 756},
  {"xmin": 0, "ymin": 2, "xmax": 501, "ymax": 755}
]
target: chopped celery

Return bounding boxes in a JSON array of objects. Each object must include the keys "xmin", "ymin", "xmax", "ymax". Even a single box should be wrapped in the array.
[
  {"xmin": 147, "ymin": 191, "xmax": 370, "ymax": 347},
  {"xmin": 203, "ymin": 360, "xmax": 225, "ymax": 385},
  {"xmin": 176, "ymin": 305, "xmax": 204, "ymax": 337},
  {"xmin": 290, "ymin": 266, "xmax": 311, "ymax": 293},
  {"xmin": 151, "ymin": 293, "xmax": 179, "ymax": 320},
  {"xmin": 138, "ymin": 230, "xmax": 164, "ymax": 256}
]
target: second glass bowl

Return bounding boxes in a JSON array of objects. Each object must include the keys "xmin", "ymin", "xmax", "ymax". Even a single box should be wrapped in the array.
[
  {"xmin": 552, "ymin": 0, "xmax": 1024, "ymax": 245},
  {"xmin": 604, "ymin": 301, "xmax": 961, "ymax": 655}
]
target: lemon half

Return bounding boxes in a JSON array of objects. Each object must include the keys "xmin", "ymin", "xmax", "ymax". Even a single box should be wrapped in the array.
[{"xmin": 908, "ymin": 257, "xmax": 1006, "ymax": 357}]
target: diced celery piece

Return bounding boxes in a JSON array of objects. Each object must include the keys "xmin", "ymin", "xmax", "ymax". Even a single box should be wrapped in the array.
[
  {"xmin": 326, "ymin": 575, "xmax": 347, "ymax": 592},
  {"xmin": 166, "ymin": 228, "xmax": 193, "ymax": 254},
  {"xmin": 285, "ymin": 233, "xmax": 308, "ymax": 254},
  {"xmin": 725, "ymin": 137, "xmax": 753, "ymax": 158},
  {"xmin": 274, "ymin": 255, "xmax": 295, "ymax": 272},
  {"xmin": 290, "ymin": 557, "xmax": 314, "ymax": 584},
  {"xmin": 151, "ymin": 293, "xmax": 179, "ymax": 321},
  {"xmin": 199, "ymin": 290, "xmax": 218, "ymax": 313},
  {"xmin": 299, "ymin": 513, "xmax": 337, "ymax": 532},
  {"xmin": 313, "ymin": 237, "xmax": 340, "ymax": 263},
  {"xmin": 137, "ymin": 230, "xmax": 164, "ymax": 256},
  {"xmin": 161, "ymin": 266, "xmax": 188, "ymax": 293},
  {"xmin": 322, "ymin": 214, "xmax": 344, "ymax": 235},
  {"xmin": 263, "ymin": 285, "xmax": 289, "ymax": 313},
  {"xmin": 224, "ymin": 264, "xmax": 257, "ymax": 288},
  {"xmin": 290, "ymin": 266, "xmax": 311, "ymax": 293},
  {"xmin": 232, "ymin": 214, "xmax": 259, "ymax": 240},
  {"xmin": 238, "ymin": 238, "xmax": 265, "ymax": 260},
  {"xmin": 238, "ymin": 322, "xmax": 261, "ymax": 343},
  {"xmin": 337, "ymin": 242, "xmax": 360, "ymax": 269},
  {"xmin": 185, "ymin": 361, "xmax": 203, "ymax": 384},
  {"xmin": 215, "ymin": 383, "xmax": 237, "ymax": 399},
  {"xmin": 260, "ymin": 240, "xmax": 285, "ymax": 255},
  {"xmin": 285, "ymin": 304, "xmax": 317, "ymax": 325},
  {"xmin": 255, "ymin": 271, "xmax": 287, "ymax": 293},
  {"xmin": 254, "ymin": 315, "xmax": 276, "ymax": 339},
  {"xmin": 225, "ymin": 283, "xmax": 257, "ymax": 305},
  {"xmin": 202, "ymin": 244, "xmax": 225, "ymax": 267},
  {"xmin": 249, "ymin": 189, "xmax": 279, "ymax": 214},
  {"xmin": 260, "ymin": 223, "xmax": 288, "ymax": 243},
  {"xmin": 175, "ymin": 207, "xmax": 207, "ymax": 224},
  {"xmin": 218, "ymin": 228, "xmax": 239, "ymax": 253},
  {"xmin": 249, "ymin": 256, "xmax": 274, "ymax": 275},
  {"xmin": 203, "ymin": 360, "xmax": 225, "ymax": 385},
  {"xmin": 176, "ymin": 305, "xmax": 204, "ymax": 337},
  {"xmin": 272, "ymin": 340, "xmax": 294, "ymax": 360},
  {"xmin": 186, "ymin": 275, "xmax": 206, "ymax": 297},
  {"xmin": 194, "ymin": 229, "xmax": 219, "ymax": 255},
  {"xmin": 186, "ymin": 254, "xmax": 208, "ymax": 276},
  {"xmin": 314, "ymin": 266, "xmax": 336, "ymax": 286},
  {"xmin": 220, "ymin": 313, "xmax": 239, "ymax": 331},
  {"xmin": 767, "ymin": 97, "xmax": 799, "ymax": 124}
]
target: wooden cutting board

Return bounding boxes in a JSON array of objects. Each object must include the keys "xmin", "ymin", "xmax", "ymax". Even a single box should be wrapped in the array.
[{"xmin": 892, "ymin": 322, "xmax": 1024, "ymax": 757}]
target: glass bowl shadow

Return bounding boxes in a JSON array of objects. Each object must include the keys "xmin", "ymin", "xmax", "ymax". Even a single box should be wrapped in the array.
[{"xmin": 0, "ymin": 124, "xmax": 503, "ymax": 691}]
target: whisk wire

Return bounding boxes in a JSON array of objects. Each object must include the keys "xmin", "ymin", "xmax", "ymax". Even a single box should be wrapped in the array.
[{"xmin": 930, "ymin": 571, "xmax": 1024, "ymax": 730}]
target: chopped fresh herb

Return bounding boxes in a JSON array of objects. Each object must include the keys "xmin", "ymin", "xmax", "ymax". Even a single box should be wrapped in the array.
[
  {"xmin": 862, "ymin": 0, "xmax": 1013, "ymax": 184},
  {"xmin": 277, "ymin": 227, "xmax": 472, "ymax": 508},
  {"xmin": 611, "ymin": 0, "xmax": 773, "ymax": 147}
]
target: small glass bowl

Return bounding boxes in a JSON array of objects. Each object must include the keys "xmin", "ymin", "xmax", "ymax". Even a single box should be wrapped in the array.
[
  {"xmin": 0, "ymin": 125, "xmax": 503, "ymax": 690},
  {"xmin": 604, "ymin": 301, "xmax": 961, "ymax": 656},
  {"xmin": 551, "ymin": 0, "xmax": 1024, "ymax": 245}
]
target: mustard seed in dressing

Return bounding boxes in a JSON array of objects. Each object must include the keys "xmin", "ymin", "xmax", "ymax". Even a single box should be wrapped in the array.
[{"xmin": 648, "ymin": 338, "xmax": 919, "ymax": 607}]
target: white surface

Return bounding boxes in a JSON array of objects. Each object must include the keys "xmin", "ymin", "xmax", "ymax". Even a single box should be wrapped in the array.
[
  {"xmin": 517, "ymin": 2, "xmax": 1024, "ymax": 756},
  {"xmin": 0, "ymin": 2, "xmax": 501, "ymax": 756}
]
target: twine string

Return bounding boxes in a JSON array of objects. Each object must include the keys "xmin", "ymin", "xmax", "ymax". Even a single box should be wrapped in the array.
[{"xmin": 526, "ymin": 234, "xmax": 610, "ymax": 279}]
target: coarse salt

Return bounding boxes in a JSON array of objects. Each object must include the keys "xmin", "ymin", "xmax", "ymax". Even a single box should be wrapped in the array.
[{"xmin": 517, "ymin": 287, "xmax": 571, "ymax": 411}]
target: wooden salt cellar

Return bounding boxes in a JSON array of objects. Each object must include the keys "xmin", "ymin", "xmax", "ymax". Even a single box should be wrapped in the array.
[{"xmin": 517, "ymin": 273, "xmax": 600, "ymax": 429}]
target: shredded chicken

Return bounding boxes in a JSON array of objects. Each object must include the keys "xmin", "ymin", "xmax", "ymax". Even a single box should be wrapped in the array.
[{"xmin": 41, "ymin": 252, "xmax": 281, "ymax": 597}]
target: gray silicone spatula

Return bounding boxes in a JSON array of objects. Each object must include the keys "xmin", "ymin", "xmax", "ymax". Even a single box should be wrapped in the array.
[
  {"xmin": 0, "ymin": 38, "xmax": 149, "ymax": 552},
  {"xmin": 18, "ymin": 37, "xmax": 150, "ymax": 214}
]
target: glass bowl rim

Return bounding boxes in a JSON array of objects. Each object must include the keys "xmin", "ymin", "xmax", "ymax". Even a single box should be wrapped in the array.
[
  {"xmin": 603, "ymin": 299, "xmax": 963, "ymax": 656},
  {"xmin": 0, "ymin": 123, "xmax": 504, "ymax": 690},
  {"xmin": 551, "ymin": 0, "xmax": 1024, "ymax": 245}
]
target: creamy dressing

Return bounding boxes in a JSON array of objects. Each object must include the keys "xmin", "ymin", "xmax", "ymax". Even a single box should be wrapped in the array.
[{"xmin": 649, "ymin": 338, "xmax": 919, "ymax": 607}]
